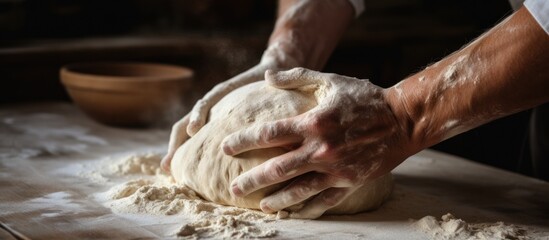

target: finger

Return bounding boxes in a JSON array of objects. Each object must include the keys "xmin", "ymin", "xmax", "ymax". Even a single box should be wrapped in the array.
[
  {"xmin": 186, "ymin": 99, "xmax": 210, "ymax": 136},
  {"xmin": 222, "ymin": 119, "xmax": 301, "ymax": 156},
  {"xmin": 187, "ymin": 82, "xmax": 245, "ymax": 135},
  {"xmin": 188, "ymin": 67, "xmax": 266, "ymax": 135},
  {"xmin": 186, "ymin": 83, "xmax": 230, "ymax": 136},
  {"xmin": 289, "ymin": 187, "xmax": 353, "ymax": 219},
  {"xmin": 265, "ymin": 67, "xmax": 329, "ymax": 89},
  {"xmin": 259, "ymin": 173, "xmax": 333, "ymax": 213},
  {"xmin": 161, "ymin": 115, "xmax": 190, "ymax": 172},
  {"xmin": 230, "ymin": 148, "xmax": 313, "ymax": 197}
]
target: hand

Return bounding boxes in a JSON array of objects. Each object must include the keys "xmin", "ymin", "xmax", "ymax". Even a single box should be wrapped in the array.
[
  {"xmin": 160, "ymin": 44, "xmax": 300, "ymax": 172},
  {"xmin": 222, "ymin": 68, "xmax": 416, "ymax": 218},
  {"xmin": 162, "ymin": 0, "xmax": 355, "ymax": 172}
]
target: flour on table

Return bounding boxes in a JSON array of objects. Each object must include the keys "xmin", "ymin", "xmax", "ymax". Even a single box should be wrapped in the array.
[
  {"xmin": 108, "ymin": 152, "xmax": 163, "ymax": 176},
  {"xmin": 75, "ymin": 152, "xmax": 163, "ymax": 183},
  {"xmin": 93, "ymin": 152, "xmax": 277, "ymax": 239},
  {"xmin": 176, "ymin": 215, "xmax": 276, "ymax": 239},
  {"xmin": 414, "ymin": 213, "xmax": 528, "ymax": 240}
]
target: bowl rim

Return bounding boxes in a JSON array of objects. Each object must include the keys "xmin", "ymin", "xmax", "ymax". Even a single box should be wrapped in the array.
[{"xmin": 60, "ymin": 61, "xmax": 194, "ymax": 90}]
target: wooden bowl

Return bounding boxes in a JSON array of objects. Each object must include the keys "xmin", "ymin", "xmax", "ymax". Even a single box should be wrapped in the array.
[{"xmin": 60, "ymin": 62, "xmax": 193, "ymax": 127}]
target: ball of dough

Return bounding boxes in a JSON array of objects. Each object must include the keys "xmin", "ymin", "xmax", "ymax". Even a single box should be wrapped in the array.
[{"xmin": 171, "ymin": 81, "xmax": 393, "ymax": 217}]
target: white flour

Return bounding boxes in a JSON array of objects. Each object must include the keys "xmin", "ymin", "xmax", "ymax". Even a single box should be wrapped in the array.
[
  {"xmin": 415, "ymin": 213, "xmax": 528, "ymax": 240},
  {"xmin": 75, "ymin": 152, "xmax": 164, "ymax": 183},
  {"xmin": 108, "ymin": 152, "xmax": 163, "ymax": 176},
  {"xmin": 176, "ymin": 215, "xmax": 276, "ymax": 239},
  {"xmin": 76, "ymin": 153, "xmax": 543, "ymax": 239},
  {"xmin": 94, "ymin": 152, "xmax": 277, "ymax": 239}
]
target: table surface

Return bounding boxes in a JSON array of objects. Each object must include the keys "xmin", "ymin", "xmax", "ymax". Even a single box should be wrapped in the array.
[{"xmin": 1, "ymin": 103, "xmax": 548, "ymax": 239}]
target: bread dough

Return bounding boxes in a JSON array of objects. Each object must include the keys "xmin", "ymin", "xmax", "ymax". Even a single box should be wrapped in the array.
[{"xmin": 171, "ymin": 81, "xmax": 393, "ymax": 216}]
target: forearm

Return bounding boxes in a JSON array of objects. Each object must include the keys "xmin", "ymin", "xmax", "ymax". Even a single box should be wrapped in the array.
[
  {"xmin": 267, "ymin": 0, "xmax": 354, "ymax": 70},
  {"xmin": 388, "ymin": 7, "xmax": 549, "ymax": 151}
]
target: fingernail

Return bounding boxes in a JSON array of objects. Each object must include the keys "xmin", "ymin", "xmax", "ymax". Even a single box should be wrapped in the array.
[
  {"xmin": 160, "ymin": 156, "xmax": 171, "ymax": 172},
  {"xmin": 231, "ymin": 182, "xmax": 244, "ymax": 197},
  {"xmin": 222, "ymin": 143, "xmax": 234, "ymax": 155},
  {"xmin": 260, "ymin": 201, "xmax": 274, "ymax": 213},
  {"xmin": 186, "ymin": 122, "xmax": 196, "ymax": 135}
]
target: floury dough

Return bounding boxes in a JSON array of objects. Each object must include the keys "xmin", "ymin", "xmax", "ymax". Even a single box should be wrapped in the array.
[{"xmin": 171, "ymin": 81, "xmax": 393, "ymax": 217}]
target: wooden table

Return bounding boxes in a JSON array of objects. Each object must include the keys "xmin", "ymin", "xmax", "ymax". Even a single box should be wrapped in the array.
[{"xmin": 1, "ymin": 103, "xmax": 548, "ymax": 239}]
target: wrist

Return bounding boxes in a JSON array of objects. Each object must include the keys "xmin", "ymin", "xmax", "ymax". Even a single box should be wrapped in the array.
[
  {"xmin": 383, "ymin": 83, "xmax": 427, "ymax": 155},
  {"xmin": 260, "ymin": 40, "xmax": 302, "ymax": 70},
  {"xmin": 389, "ymin": 7, "xmax": 549, "ymax": 151},
  {"xmin": 267, "ymin": 0, "xmax": 354, "ymax": 70}
]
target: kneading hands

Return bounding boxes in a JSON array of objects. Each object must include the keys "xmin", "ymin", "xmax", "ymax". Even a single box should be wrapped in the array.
[
  {"xmin": 221, "ymin": 7, "xmax": 549, "ymax": 218},
  {"xmin": 161, "ymin": 0, "xmax": 354, "ymax": 171},
  {"xmin": 222, "ymin": 68, "xmax": 414, "ymax": 218},
  {"xmin": 163, "ymin": 2, "xmax": 549, "ymax": 219}
]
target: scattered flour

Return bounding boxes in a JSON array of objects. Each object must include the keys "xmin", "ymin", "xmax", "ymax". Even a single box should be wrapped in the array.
[
  {"xmin": 176, "ymin": 216, "xmax": 277, "ymax": 239},
  {"xmin": 91, "ymin": 152, "xmax": 278, "ymax": 239},
  {"xmin": 414, "ymin": 213, "xmax": 528, "ymax": 240},
  {"xmin": 80, "ymin": 152, "xmax": 539, "ymax": 239},
  {"xmin": 108, "ymin": 152, "xmax": 163, "ymax": 176},
  {"xmin": 75, "ymin": 152, "xmax": 164, "ymax": 183}
]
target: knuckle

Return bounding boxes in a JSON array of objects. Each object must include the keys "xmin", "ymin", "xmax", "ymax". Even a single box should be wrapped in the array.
[
  {"xmin": 288, "ymin": 186, "xmax": 311, "ymax": 202},
  {"xmin": 258, "ymin": 125, "xmax": 276, "ymax": 144},
  {"xmin": 237, "ymin": 176, "xmax": 255, "ymax": 194},
  {"xmin": 211, "ymin": 82, "xmax": 228, "ymax": 92},
  {"xmin": 264, "ymin": 161, "xmax": 287, "ymax": 180},
  {"xmin": 172, "ymin": 121, "xmax": 188, "ymax": 134},
  {"xmin": 315, "ymin": 142, "xmax": 338, "ymax": 159},
  {"xmin": 304, "ymin": 112, "xmax": 335, "ymax": 132},
  {"xmin": 194, "ymin": 99, "xmax": 207, "ymax": 109},
  {"xmin": 172, "ymin": 122, "xmax": 183, "ymax": 132},
  {"xmin": 305, "ymin": 116, "xmax": 323, "ymax": 131},
  {"xmin": 288, "ymin": 67, "xmax": 307, "ymax": 77},
  {"xmin": 336, "ymin": 174, "xmax": 357, "ymax": 185},
  {"xmin": 292, "ymin": 67, "xmax": 306, "ymax": 73},
  {"xmin": 332, "ymin": 167, "xmax": 360, "ymax": 185}
]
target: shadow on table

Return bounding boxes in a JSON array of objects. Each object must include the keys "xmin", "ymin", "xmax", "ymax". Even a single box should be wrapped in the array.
[{"xmin": 319, "ymin": 173, "xmax": 549, "ymax": 228}]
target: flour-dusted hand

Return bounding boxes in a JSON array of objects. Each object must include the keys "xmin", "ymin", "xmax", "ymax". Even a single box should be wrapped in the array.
[
  {"xmin": 185, "ymin": 0, "xmax": 355, "ymax": 136},
  {"xmin": 187, "ymin": 45, "xmax": 300, "ymax": 136},
  {"xmin": 162, "ymin": 0, "xmax": 356, "ymax": 172},
  {"xmin": 222, "ymin": 68, "xmax": 418, "ymax": 218},
  {"xmin": 160, "ymin": 45, "xmax": 300, "ymax": 172},
  {"xmin": 222, "ymin": 6, "xmax": 549, "ymax": 217}
]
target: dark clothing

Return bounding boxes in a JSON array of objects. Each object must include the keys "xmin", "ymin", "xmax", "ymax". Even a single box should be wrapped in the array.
[{"xmin": 529, "ymin": 103, "xmax": 549, "ymax": 181}]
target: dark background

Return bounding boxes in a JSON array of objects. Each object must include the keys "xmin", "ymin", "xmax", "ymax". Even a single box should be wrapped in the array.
[{"xmin": 0, "ymin": 0, "xmax": 536, "ymax": 178}]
